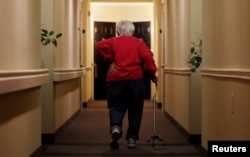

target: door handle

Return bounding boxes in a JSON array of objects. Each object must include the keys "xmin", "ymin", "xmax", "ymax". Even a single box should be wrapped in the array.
[{"xmin": 161, "ymin": 65, "xmax": 167, "ymax": 68}]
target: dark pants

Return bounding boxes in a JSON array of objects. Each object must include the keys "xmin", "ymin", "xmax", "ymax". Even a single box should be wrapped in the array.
[{"xmin": 107, "ymin": 79, "xmax": 145, "ymax": 140}]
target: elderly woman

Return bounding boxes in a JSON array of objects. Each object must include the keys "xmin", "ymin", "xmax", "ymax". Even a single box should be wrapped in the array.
[{"xmin": 96, "ymin": 20, "xmax": 157, "ymax": 149}]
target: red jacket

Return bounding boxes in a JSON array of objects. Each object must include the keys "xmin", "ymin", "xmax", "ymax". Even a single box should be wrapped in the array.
[{"xmin": 96, "ymin": 36, "xmax": 157, "ymax": 82}]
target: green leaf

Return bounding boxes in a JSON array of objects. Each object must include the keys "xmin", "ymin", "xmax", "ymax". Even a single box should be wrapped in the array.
[
  {"xmin": 195, "ymin": 62, "xmax": 200, "ymax": 68},
  {"xmin": 45, "ymin": 39, "xmax": 51, "ymax": 45},
  {"xmin": 41, "ymin": 28, "xmax": 62, "ymax": 47},
  {"xmin": 41, "ymin": 33, "xmax": 48, "ymax": 37},
  {"xmin": 191, "ymin": 47, "xmax": 195, "ymax": 53},
  {"xmin": 56, "ymin": 33, "xmax": 62, "ymax": 39},
  {"xmin": 51, "ymin": 39, "xmax": 57, "ymax": 47},
  {"xmin": 199, "ymin": 39, "xmax": 202, "ymax": 47},
  {"xmin": 41, "ymin": 29, "xmax": 48, "ymax": 34},
  {"xmin": 188, "ymin": 36, "xmax": 202, "ymax": 72},
  {"xmin": 49, "ymin": 31, "xmax": 54, "ymax": 36},
  {"xmin": 195, "ymin": 56, "xmax": 202, "ymax": 62},
  {"xmin": 41, "ymin": 37, "xmax": 46, "ymax": 42},
  {"xmin": 190, "ymin": 58, "xmax": 196, "ymax": 64}
]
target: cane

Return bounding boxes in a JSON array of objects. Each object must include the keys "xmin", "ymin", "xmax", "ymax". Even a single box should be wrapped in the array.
[{"xmin": 147, "ymin": 82, "xmax": 165, "ymax": 147}]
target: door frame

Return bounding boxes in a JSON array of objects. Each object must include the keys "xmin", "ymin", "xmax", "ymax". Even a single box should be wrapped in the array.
[{"xmin": 89, "ymin": 2, "xmax": 158, "ymax": 102}]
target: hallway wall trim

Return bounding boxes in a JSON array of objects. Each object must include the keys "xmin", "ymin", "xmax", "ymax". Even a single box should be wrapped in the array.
[
  {"xmin": 201, "ymin": 69, "xmax": 250, "ymax": 80},
  {"xmin": 0, "ymin": 69, "xmax": 49, "ymax": 94},
  {"xmin": 53, "ymin": 68, "xmax": 86, "ymax": 81},
  {"xmin": 164, "ymin": 68, "xmax": 191, "ymax": 75}
]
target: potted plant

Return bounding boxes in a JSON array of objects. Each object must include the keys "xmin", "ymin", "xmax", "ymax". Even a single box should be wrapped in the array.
[
  {"xmin": 188, "ymin": 37, "xmax": 202, "ymax": 72},
  {"xmin": 40, "ymin": 29, "xmax": 62, "ymax": 68},
  {"xmin": 41, "ymin": 29, "xmax": 62, "ymax": 47}
]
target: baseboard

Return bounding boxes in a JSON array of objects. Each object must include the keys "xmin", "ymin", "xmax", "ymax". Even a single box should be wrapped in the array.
[
  {"xmin": 164, "ymin": 111, "xmax": 201, "ymax": 145},
  {"xmin": 189, "ymin": 134, "xmax": 201, "ymax": 144},
  {"xmin": 157, "ymin": 102, "xmax": 162, "ymax": 108},
  {"xmin": 82, "ymin": 102, "xmax": 87, "ymax": 108},
  {"xmin": 82, "ymin": 98, "xmax": 92, "ymax": 108},
  {"xmin": 41, "ymin": 109, "xmax": 81, "ymax": 144},
  {"xmin": 41, "ymin": 133, "xmax": 54, "ymax": 144}
]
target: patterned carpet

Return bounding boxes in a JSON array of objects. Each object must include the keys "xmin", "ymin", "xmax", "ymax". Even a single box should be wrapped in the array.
[{"xmin": 31, "ymin": 100, "xmax": 207, "ymax": 157}]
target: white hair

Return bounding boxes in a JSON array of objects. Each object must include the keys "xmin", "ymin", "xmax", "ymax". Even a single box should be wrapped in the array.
[{"xmin": 116, "ymin": 20, "xmax": 135, "ymax": 36}]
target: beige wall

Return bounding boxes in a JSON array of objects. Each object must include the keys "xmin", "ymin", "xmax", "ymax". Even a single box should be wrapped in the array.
[
  {"xmin": 203, "ymin": 0, "xmax": 250, "ymax": 69},
  {"xmin": 54, "ymin": 0, "xmax": 80, "ymax": 69},
  {"xmin": 0, "ymin": 2, "xmax": 83, "ymax": 156},
  {"xmin": 81, "ymin": 0, "xmax": 93, "ymax": 102},
  {"xmin": 53, "ymin": 0, "xmax": 82, "ymax": 132},
  {"xmin": 162, "ymin": 0, "xmax": 191, "ymax": 132},
  {"xmin": 41, "ymin": 0, "xmax": 84, "ymax": 134},
  {"xmin": 0, "ymin": 89, "xmax": 42, "ymax": 157},
  {"xmin": 164, "ymin": 74, "xmax": 191, "ymax": 130},
  {"xmin": 54, "ymin": 79, "xmax": 81, "ymax": 130},
  {"xmin": 153, "ymin": 0, "xmax": 162, "ymax": 103},
  {"xmin": 162, "ymin": 0, "xmax": 250, "ymax": 151},
  {"xmin": 41, "ymin": 0, "xmax": 55, "ymax": 134},
  {"xmin": 201, "ymin": 0, "xmax": 250, "ymax": 149},
  {"xmin": 189, "ymin": 0, "xmax": 202, "ymax": 134},
  {"xmin": 202, "ymin": 78, "xmax": 250, "ymax": 148},
  {"xmin": 0, "ymin": 0, "xmax": 44, "ymax": 157},
  {"xmin": 0, "ymin": 1, "xmax": 41, "ymax": 70}
]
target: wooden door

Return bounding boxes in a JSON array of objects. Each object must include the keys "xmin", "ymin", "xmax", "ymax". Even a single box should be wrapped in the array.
[
  {"xmin": 94, "ymin": 22, "xmax": 116, "ymax": 100},
  {"xmin": 133, "ymin": 21, "xmax": 151, "ymax": 99}
]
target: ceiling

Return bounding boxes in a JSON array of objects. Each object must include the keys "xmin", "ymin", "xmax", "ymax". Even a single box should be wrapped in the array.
[
  {"xmin": 91, "ymin": 2, "xmax": 153, "ymax": 7},
  {"xmin": 91, "ymin": 0, "xmax": 153, "ymax": 2}
]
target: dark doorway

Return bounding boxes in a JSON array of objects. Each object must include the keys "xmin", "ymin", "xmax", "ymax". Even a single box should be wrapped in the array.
[
  {"xmin": 94, "ymin": 22, "xmax": 116, "ymax": 100},
  {"xmin": 94, "ymin": 21, "xmax": 151, "ymax": 100},
  {"xmin": 133, "ymin": 21, "xmax": 151, "ymax": 99}
]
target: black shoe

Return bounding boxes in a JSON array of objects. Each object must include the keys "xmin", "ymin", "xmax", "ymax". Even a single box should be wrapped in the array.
[{"xmin": 110, "ymin": 139, "xmax": 119, "ymax": 150}]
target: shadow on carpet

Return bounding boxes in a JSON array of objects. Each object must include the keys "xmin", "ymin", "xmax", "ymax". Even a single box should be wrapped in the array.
[
  {"xmin": 32, "ymin": 100, "xmax": 206, "ymax": 157},
  {"xmin": 43, "ymin": 143, "xmax": 201, "ymax": 157}
]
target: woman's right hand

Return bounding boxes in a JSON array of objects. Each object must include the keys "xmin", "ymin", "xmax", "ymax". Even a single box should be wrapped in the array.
[
  {"xmin": 109, "ymin": 63, "xmax": 118, "ymax": 73},
  {"xmin": 151, "ymin": 75, "xmax": 158, "ymax": 83}
]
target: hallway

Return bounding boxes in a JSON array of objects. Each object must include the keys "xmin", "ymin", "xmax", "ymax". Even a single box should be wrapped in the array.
[
  {"xmin": 31, "ymin": 100, "xmax": 206, "ymax": 157},
  {"xmin": 1, "ymin": 1, "xmax": 250, "ymax": 157}
]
